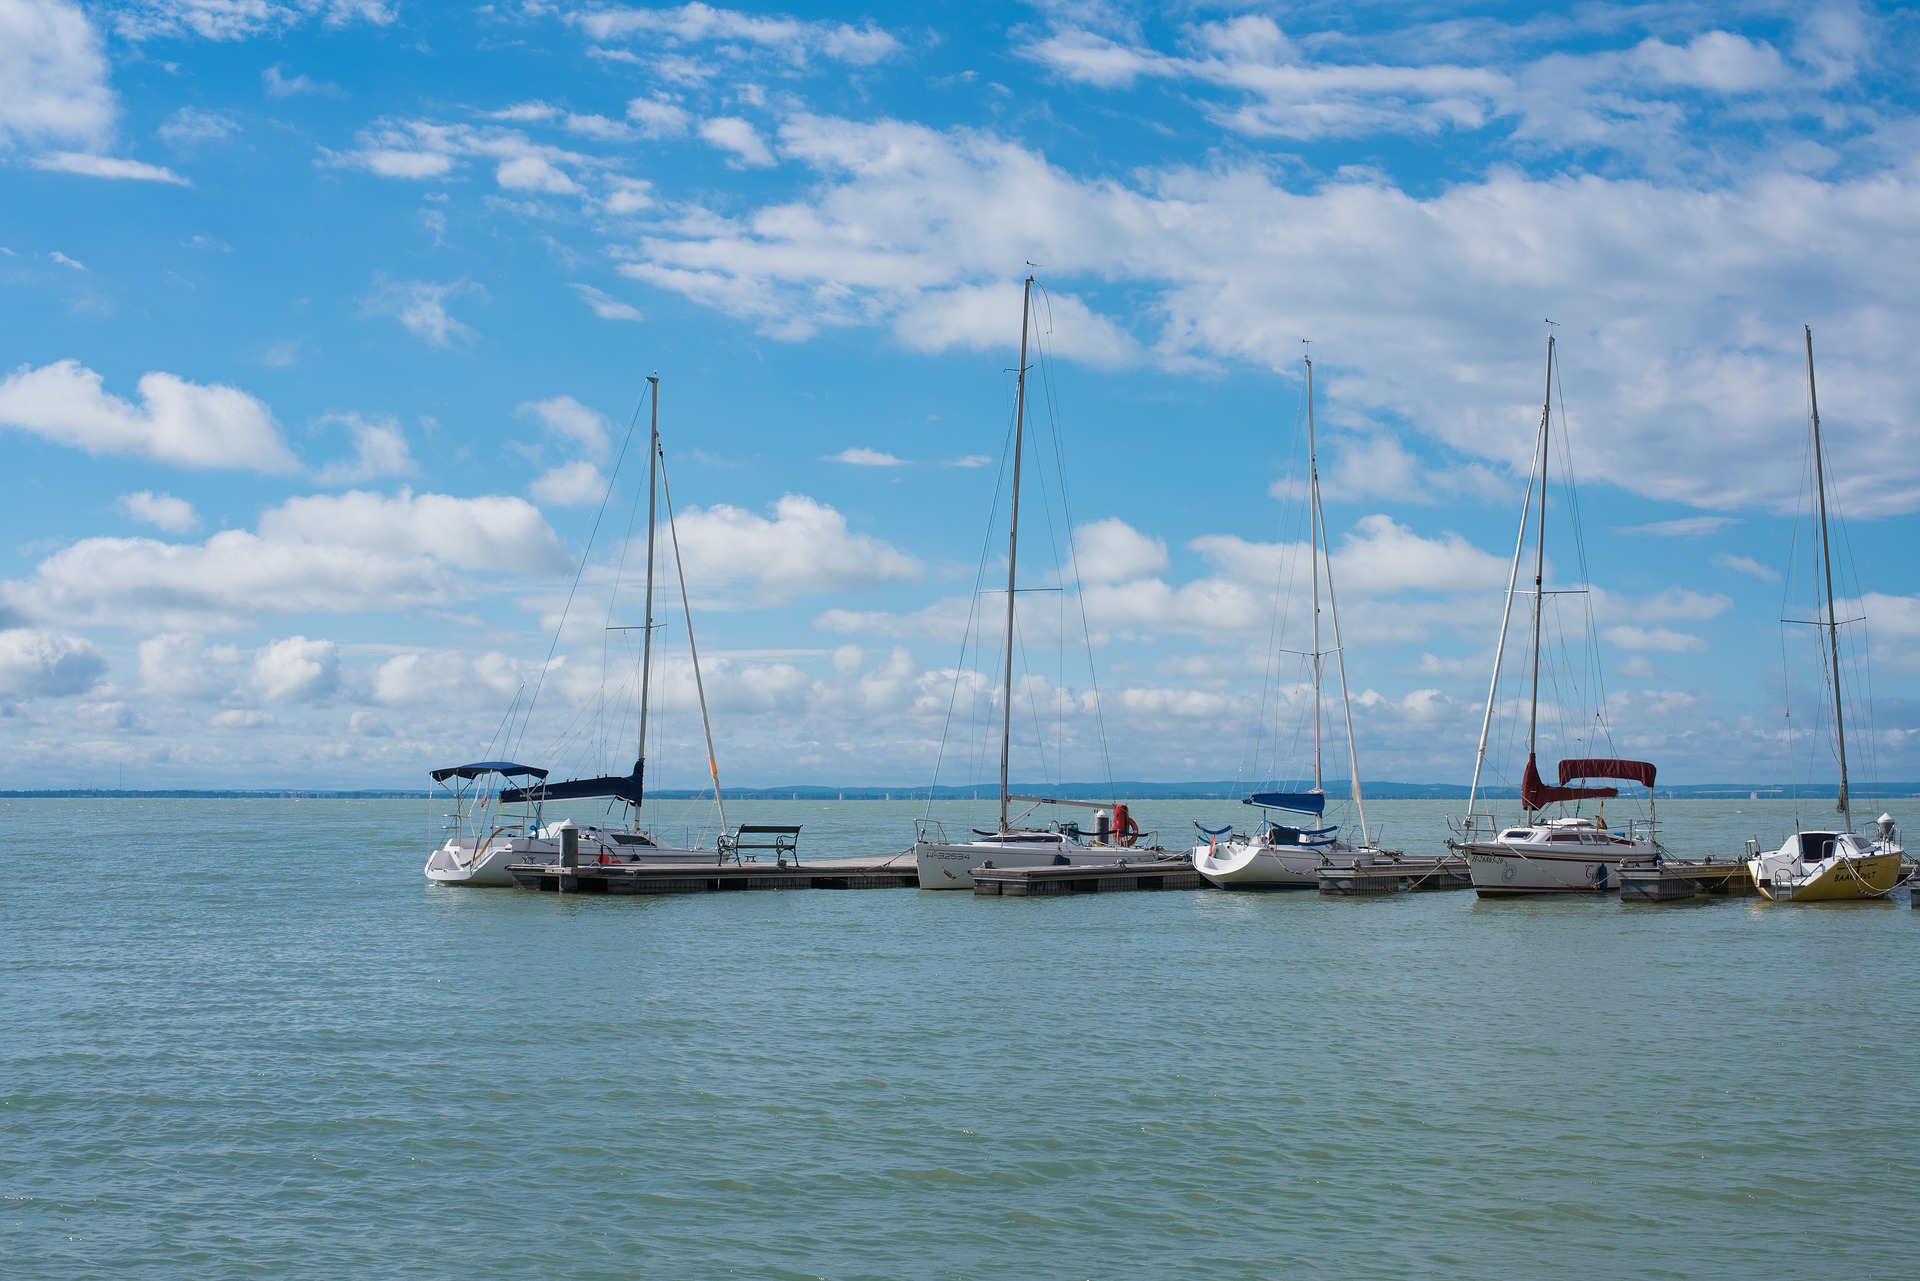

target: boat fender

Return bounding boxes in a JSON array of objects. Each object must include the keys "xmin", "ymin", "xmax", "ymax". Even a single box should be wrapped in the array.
[{"xmin": 1112, "ymin": 803, "xmax": 1139, "ymax": 847}]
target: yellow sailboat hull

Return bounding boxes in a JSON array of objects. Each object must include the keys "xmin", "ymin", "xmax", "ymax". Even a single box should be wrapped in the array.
[{"xmin": 1754, "ymin": 852, "xmax": 1903, "ymax": 902}]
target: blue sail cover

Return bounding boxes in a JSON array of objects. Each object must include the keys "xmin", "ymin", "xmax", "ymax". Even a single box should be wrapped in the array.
[
  {"xmin": 430, "ymin": 761, "xmax": 548, "ymax": 783},
  {"xmin": 1245, "ymin": 791, "xmax": 1327, "ymax": 815},
  {"xmin": 501, "ymin": 761, "xmax": 645, "ymax": 806}
]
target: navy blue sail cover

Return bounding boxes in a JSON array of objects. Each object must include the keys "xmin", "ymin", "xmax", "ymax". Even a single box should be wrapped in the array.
[
  {"xmin": 429, "ymin": 761, "xmax": 549, "ymax": 783},
  {"xmin": 501, "ymin": 760, "xmax": 645, "ymax": 806},
  {"xmin": 1245, "ymin": 791, "xmax": 1327, "ymax": 815}
]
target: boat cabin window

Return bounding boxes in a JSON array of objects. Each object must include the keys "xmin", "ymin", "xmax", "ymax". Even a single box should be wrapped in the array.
[
  {"xmin": 1548, "ymin": 833, "xmax": 1584, "ymax": 843},
  {"xmin": 1803, "ymin": 833, "xmax": 1837, "ymax": 861},
  {"xmin": 1501, "ymin": 830, "xmax": 1532, "ymax": 841}
]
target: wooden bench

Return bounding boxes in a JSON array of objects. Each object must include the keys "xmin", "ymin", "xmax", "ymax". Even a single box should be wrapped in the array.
[{"xmin": 717, "ymin": 824, "xmax": 803, "ymax": 864}]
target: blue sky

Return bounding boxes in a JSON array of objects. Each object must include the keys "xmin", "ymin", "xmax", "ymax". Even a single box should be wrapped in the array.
[{"xmin": 2, "ymin": 0, "xmax": 1917, "ymax": 792}]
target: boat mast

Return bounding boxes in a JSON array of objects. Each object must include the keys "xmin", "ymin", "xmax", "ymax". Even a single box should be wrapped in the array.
[
  {"xmin": 1306, "ymin": 352, "xmax": 1324, "ymax": 796},
  {"xmin": 998, "ymin": 276, "xmax": 1035, "ymax": 833},
  {"xmin": 1307, "ymin": 352, "xmax": 1371, "ymax": 846},
  {"xmin": 1525, "ymin": 335, "xmax": 1554, "ymax": 807},
  {"xmin": 1805, "ymin": 325, "xmax": 1851, "ymax": 831},
  {"xmin": 634, "ymin": 374, "xmax": 660, "ymax": 827}
]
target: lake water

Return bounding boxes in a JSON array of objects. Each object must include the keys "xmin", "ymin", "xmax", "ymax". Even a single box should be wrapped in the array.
[{"xmin": 4, "ymin": 796, "xmax": 1915, "ymax": 1279}]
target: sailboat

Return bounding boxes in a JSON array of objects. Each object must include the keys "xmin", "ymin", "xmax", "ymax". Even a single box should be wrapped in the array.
[
  {"xmin": 911, "ymin": 276, "xmax": 1156, "ymax": 890},
  {"xmin": 1455, "ymin": 334, "xmax": 1662, "ymax": 896},
  {"xmin": 1744, "ymin": 327, "xmax": 1905, "ymax": 902},
  {"xmin": 1194, "ymin": 351, "xmax": 1398, "ymax": 889},
  {"xmin": 425, "ymin": 376, "xmax": 730, "ymax": 886}
]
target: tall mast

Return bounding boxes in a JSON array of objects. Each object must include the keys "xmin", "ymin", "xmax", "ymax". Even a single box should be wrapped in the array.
[
  {"xmin": 634, "ymin": 374, "xmax": 660, "ymax": 824},
  {"xmin": 1526, "ymin": 334, "xmax": 1554, "ymax": 794},
  {"xmin": 1307, "ymin": 353, "xmax": 1370, "ymax": 845},
  {"xmin": 998, "ymin": 276, "xmax": 1035, "ymax": 833},
  {"xmin": 1805, "ymin": 325, "xmax": 1851, "ymax": 831},
  {"xmin": 1306, "ymin": 353, "xmax": 1324, "ymax": 794}
]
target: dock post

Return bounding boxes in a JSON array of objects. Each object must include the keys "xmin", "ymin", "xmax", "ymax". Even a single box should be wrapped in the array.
[{"xmin": 558, "ymin": 824, "xmax": 578, "ymax": 892}]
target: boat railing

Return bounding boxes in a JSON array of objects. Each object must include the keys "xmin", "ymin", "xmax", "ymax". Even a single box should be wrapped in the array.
[
  {"xmin": 913, "ymin": 818, "xmax": 949, "ymax": 843},
  {"xmin": 1625, "ymin": 817, "xmax": 1659, "ymax": 844},
  {"xmin": 1455, "ymin": 813, "xmax": 1501, "ymax": 842}
]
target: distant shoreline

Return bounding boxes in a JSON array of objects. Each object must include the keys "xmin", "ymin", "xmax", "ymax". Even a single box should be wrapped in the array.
[{"xmin": 4, "ymin": 783, "xmax": 1914, "ymax": 801}]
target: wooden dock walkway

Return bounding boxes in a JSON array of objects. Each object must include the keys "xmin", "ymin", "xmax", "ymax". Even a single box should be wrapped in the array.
[
  {"xmin": 1618, "ymin": 858, "xmax": 1756, "ymax": 903},
  {"xmin": 1316, "ymin": 856, "xmax": 1472, "ymax": 895},
  {"xmin": 971, "ymin": 858, "xmax": 1207, "ymax": 896},
  {"xmin": 507, "ymin": 854, "xmax": 918, "ymax": 894}
]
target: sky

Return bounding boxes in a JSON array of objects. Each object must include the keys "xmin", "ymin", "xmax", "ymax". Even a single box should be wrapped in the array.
[{"xmin": 2, "ymin": 0, "xmax": 1918, "ymax": 794}]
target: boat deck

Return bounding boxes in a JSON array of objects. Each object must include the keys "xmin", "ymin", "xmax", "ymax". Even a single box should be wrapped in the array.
[
  {"xmin": 1317, "ymin": 856, "xmax": 1472, "ymax": 895},
  {"xmin": 1618, "ymin": 858, "xmax": 1757, "ymax": 903},
  {"xmin": 970, "ymin": 858, "xmax": 1208, "ymax": 896},
  {"xmin": 507, "ymin": 854, "xmax": 918, "ymax": 893}
]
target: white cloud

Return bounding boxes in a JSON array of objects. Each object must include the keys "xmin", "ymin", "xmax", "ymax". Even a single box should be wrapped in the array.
[
  {"xmin": 138, "ymin": 632, "xmax": 241, "ymax": 700},
  {"xmin": 116, "ymin": 0, "xmax": 394, "ymax": 42},
  {"xmin": 0, "ymin": 626, "xmax": 105, "ymax": 697},
  {"xmin": 487, "ymin": 101, "xmax": 558, "ymax": 123},
  {"xmin": 118, "ymin": 490, "xmax": 199, "ymax": 533},
  {"xmin": 626, "ymin": 96, "xmax": 691, "ymax": 138},
  {"xmin": 1073, "ymin": 518, "xmax": 1168, "ymax": 583},
  {"xmin": 518, "ymin": 394, "xmax": 609, "ymax": 458},
  {"xmin": 157, "ymin": 106, "xmax": 237, "ymax": 146},
  {"xmin": 0, "ymin": 0, "xmax": 114, "ymax": 152},
  {"xmin": 573, "ymin": 283, "xmax": 644, "ymax": 321},
  {"xmin": 577, "ymin": 4, "xmax": 901, "ymax": 66},
  {"xmin": 1713, "ymin": 552, "xmax": 1780, "ymax": 581},
  {"xmin": 1626, "ymin": 588, "xmax": 1733, "ymax": 623},
  {"xmin": 828, "ymin": 447, "xmax": 904, "ymax": 467},
  {"xmin": 0, "ymin": 359, "xmax": 298, "ymax": 472},
  {"xmin": 262, "ymin": 63, "xmax": 321, "ymax": 97},
  {"xmin": 1617, "ymin": 516, "xmax": 1741, "ymax": 537},
  {"xmin": 252, "ymin": 635, "xmax": 339, "ymax": 701},
  {"xmin": 944, "ymin": 454, "xmax": 993, "ymax": 468},
  {"xmin": 361, "ymin": 279, "xmax": 479, "ymax": 348},
  {"xmin": 698, "ymin": 116, "xmax": 774, "ymax": 167},
  {"xmin": 314, "ymin": 414, "xmax": 416, "ymax": 483},
  {"xmin": 600, "ymin": 177, "xmax": 655, "ymax": 216},
  {"xmin": 332, "ymin": 118, "xmax": 593, "ymax": 192},
  {"xmin": 209, "ymin": 708, "xmax": 274, "ymax": 728},
  {"xmin": 1603, "ymin": 625, "xmax": 1708, "ymax": 653},
  {"xmin": 495, "ymin": 153, "xmax": 580, "ymax": 194},
  {"xmin": 49, "ymin": 249, "xmax": 85, "ymax": 270},
  {"xmin": 371, "ymin": 648, "xmax": 523, "ymax": 708},
  {"xmin": 32, "ymin": 151, "xmax": 188, "ymax": 184},
  {"xmin": 671, "ymin": 494, "xmax": 920, "ymax": 605},
  {"xmin": 531, "ymin": 461, "xmax": 608, "ymax": 506},
  {"xmin": 2, "ymin": 489, "xmax": 566, "ymax": 630},
  {"xmin": 620, "ymin": 112, "xmax": 1920, "ymax": 513}
]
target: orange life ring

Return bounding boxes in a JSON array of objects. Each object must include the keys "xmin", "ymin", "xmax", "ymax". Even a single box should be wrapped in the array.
[{"xmin": 1112, "ymin": 803, "xmax": 1139, "ymax": 847}]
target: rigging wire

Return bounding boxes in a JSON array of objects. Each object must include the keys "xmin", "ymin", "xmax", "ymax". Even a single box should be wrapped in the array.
[{"xmin": 511, "ymin": 385, "xmax": 646, "ymax": 760}]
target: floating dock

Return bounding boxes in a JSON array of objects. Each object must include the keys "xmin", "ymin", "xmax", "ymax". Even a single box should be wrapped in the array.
[
  {"xmin": 507, "ymin": 854, "xmax": 918, "ymax": 894},
  {"xmin": 971, "ymin": 857, "xmax": 1207, "ymax": 896},
  {"xmin": 1317, "ymin": 856, "xmax": 1472, "ymax": 895},
  {"xmin": 1618, "ymin": 858, "xmax": 1757, "ymax": 903}
]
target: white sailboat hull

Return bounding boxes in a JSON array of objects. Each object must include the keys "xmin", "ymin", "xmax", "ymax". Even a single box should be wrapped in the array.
[
  {"xmin": 425, "ymin": 827, "xmax": 715, "ymax": 887},
  {"xmin": 1191, "ymin": 840, "xmax": 1384, "ymax": 889},
  {"xmin": 913, "ymin": 838, "xmax": 1143, "ymax": 890},
  {"xmin": 1464, "ymin": 840, "xmax": 1655, "ymax": 896}
]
